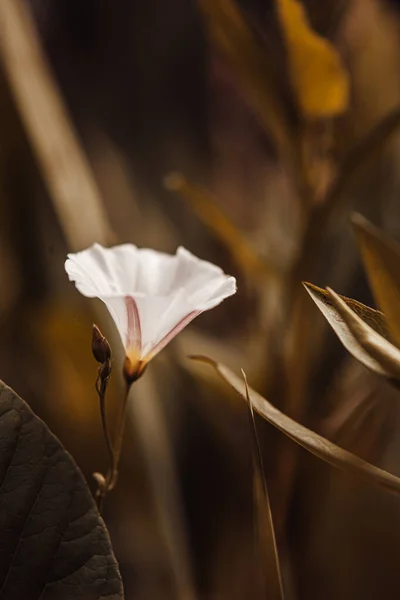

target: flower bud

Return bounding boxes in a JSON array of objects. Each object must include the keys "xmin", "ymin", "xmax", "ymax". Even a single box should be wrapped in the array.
[
  {"xmin": 98, "ymin": 358, "xmax": 112, "ymax": 380},
  {"xmin": 92, "ymin": 324, "xmax": 111, "ymax": 363}
]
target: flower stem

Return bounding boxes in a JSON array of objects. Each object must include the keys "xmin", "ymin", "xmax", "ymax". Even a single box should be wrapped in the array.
[
  {"xmin": 108, "ymin": 381, "xmax": 132, "ymax": 491},
  {"xmin": 97, "ymin": 375, "xmax": 115, "ymax": 473},
  {"xmin": 94, "ymin": 368, "xmax": 114, "ymax": 512},
  {"xmin": 94, "ymin": 380, "xmax": 132, "ymax": 513}
]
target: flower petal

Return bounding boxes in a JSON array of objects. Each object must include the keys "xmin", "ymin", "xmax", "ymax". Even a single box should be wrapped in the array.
[
  {"xmin": 125, "ymin": 296, "xmax": 142, "ymax": 355},
  {"xmin": 132, "ymin": 274, "xmax": 236, "ymax": 359},
  {"xmin": 65, "ymin": 243, "xmax": 141, "ymax": 296},
  {"xmin": 147, "ymin": 309, "xmax": 201, "ymax": 360}
]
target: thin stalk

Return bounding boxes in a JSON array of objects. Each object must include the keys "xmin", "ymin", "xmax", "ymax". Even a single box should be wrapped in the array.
[
  {"xmin": 96, "ymin": 376, "xmax": 115, "ymax": 475},
  {"xmin": 94, "ymin": 371, "xmax": 114, "ymax": 512},
  {"xmin": 108, "ymin": 382, "xmax": 132, "ymax": 491},
  {"xmin": 94, "ymin": 379, "xmax": 132, "ymax": 511}
]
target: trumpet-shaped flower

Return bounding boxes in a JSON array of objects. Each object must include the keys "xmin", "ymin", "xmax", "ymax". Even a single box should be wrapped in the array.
[{"xmin": 65, "ymin": 243, "xmax": 237, "ymax": 378}]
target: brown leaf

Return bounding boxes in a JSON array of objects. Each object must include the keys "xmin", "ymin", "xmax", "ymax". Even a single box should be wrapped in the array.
[
  {"xmin": 242, "ymin": 370, "xmax": 284, "ymax": 600},
  {"xmin": 327, "ymin": 287, "xmax": 400, "ymax": 380},
  {"xmin": 303, "ymin": 282, "xmax": 400, "ymax": 380},
  {"xmin": 191, "ymin": 356, "xmax": 400, "ymax": 496},
  {"xmin": 352, "ymin": 213, "xmax": 400, "ymax": 347}
]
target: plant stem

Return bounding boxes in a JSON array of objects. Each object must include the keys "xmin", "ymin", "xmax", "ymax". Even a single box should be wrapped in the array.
[
  {"xmin": 94, "ymin": 372, "xmax": 114, "ymax": 512},
  {"xmin": 108, "ymin": 381, "xmax": 132, "ymax": 491},
  {"xmin": 95, "ymin": 369, "xmax": 134, "ymax": 512},
  {"xmin": 96, "ymin": 375, "xmax": 115, "ymax": 476}
]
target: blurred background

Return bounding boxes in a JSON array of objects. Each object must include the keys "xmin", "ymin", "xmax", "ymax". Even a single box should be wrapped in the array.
[{"xmin": 2, "ymin": 0, "xmax": 400, "ymax": 598}]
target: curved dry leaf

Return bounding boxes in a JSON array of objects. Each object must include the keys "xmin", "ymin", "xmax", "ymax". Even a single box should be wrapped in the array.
[
  {"xmin": 242, "ymin": 371, "xmax": 284, "ymax": 600},
  {"xmin": 192, "ymin": 356, "xmax": 400, "ymax": 496},
  {"xmin": 326, "ymin": 287, "xmax": 400, "ymax": 381},
  {"xmin": 277, "ymin": 0, "xmax": 349, "ymax": 118},
  {"xmin": 303, "ymin": 282, "xmax": 399, "ymax": 379},
  {"xmin": 352, "ymin": 213, "xmax": 400, "ymax": 347}
]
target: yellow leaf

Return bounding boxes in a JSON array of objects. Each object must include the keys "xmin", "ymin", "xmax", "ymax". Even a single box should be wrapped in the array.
[{"xmin": 277, "ymin": 0, "xmax": 349, "ymax": 118}]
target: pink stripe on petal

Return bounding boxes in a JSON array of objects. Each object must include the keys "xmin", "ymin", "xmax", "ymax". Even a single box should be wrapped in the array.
[
  {"xmin": 125, "ymin": 296, "xmax": 142, "ymax": 356},
  {"xmin": 146, "ymin": 310, "xmax": 201, "ymax": 361}
]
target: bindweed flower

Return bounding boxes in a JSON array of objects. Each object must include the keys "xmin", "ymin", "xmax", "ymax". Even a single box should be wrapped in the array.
[{"xmin": 65, "ymin": 243, "xmax": 237, "ymax": 381}]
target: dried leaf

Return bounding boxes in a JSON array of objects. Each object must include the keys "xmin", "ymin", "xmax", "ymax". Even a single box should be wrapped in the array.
[
  {"xmin": 303, "ymin": 282, "xmax": 400, "ymax": 380},
  {"xmin": 242, "ymin": 370, "xmax": 284, "ymax": 600},
  {"xmin": 277, "ymin": 0, "xmax": 349, "ymax": 118},
  {"xmin": 352, "ymin": 213, "xmax": 400, "ymax": 348},
  {"xmin": 326, "ymin": 287, "xmax": 400, "ymax": 380},
  {"xmin": 0, "ymin": 379, "xmax": 123, "ymax": 599},
  {"xmin": 303, "ymin": 282, "xmax": 391, "ymax": 337},
  {"xmin": 192, "ymin": 356, "xmax": 400, "ymax": 496}
]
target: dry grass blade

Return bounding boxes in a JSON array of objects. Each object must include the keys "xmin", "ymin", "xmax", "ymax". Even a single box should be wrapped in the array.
[
  {"xmin": 242, "ymin": 369, "xmax": 284, "ymax": 600},
  {"xmin": 198, "ymin": 0, "xmax": 294, "ymax": 164},
  {"xmin": 191, "ymin": 356, "xmax": 400, "ymax": 496},
  {"xmin": 303, "ymin": 282, "xmax": 399, "ymax": 379},
  {"xmin": 165, "ymin": 172, "xmax": 277, "ymax": 280},
  {"xmin": 352, "ymin": 213, "xmax": 400, "ymax": 348},
  {"xmin": 0, "ymin": 0, "xmax": 114, "ymax": 250}
]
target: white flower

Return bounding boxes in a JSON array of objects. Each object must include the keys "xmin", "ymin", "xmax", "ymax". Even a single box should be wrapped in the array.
[{"xmin": 65, "ymin": 243, "xmax": 237, "ymax": 378}]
